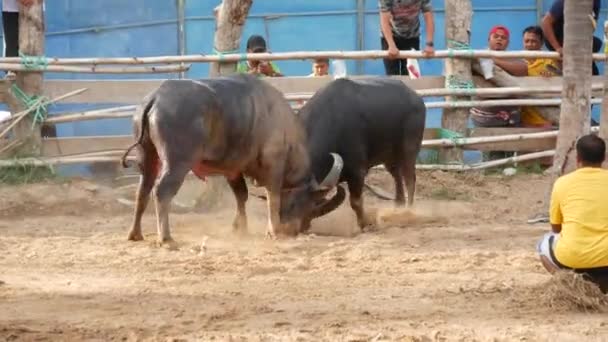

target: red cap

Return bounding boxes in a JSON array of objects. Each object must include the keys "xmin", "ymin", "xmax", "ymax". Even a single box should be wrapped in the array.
[{"xmin": 489, "ymin": 25, "xmax": 510, "ymax": 39}]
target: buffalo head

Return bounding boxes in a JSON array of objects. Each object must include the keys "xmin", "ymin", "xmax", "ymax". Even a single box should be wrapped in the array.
[{"xmin": 279, "ymin": 153, "xmax": 346, "ymax": 228}]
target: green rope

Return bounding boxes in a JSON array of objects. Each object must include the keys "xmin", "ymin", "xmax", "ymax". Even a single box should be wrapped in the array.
[
  {"xmin": 446, "ymin": 39, "xmax": 473, "ymax": 59},
  {"xmin": 212, "ymin": 47, "xmax": 244, "ymax": 61},
  {"xmin": 19, "ymin": 52, "xmax": 48, "ymax": 71},
  {"xmin": 10, "ymin": 83, "xmax": 49, "ymax": 129},
  {"xmin": 446, "ymin": 75, "xmax": 475, "ymax": 91}
]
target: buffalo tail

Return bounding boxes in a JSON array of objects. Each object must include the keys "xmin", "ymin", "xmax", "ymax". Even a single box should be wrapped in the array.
[{"xmin": 120, "ymin": 97, "xmax": 155, "ymax": 168}]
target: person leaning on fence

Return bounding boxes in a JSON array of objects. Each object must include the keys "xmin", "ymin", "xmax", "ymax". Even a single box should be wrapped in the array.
[
  {"xmin": 541, "ymin": 0, "xmax": 602, "ymax": 76},
  {"xmin": 2, "ymin": 0, "xmax": 34, "ymax": 79},
  {"xmin": 378, "ymin": 0, "xmax": 435, "ymax": 76},
  {"xmin": 470, "ymin": 25, "xmax": 527, "ymax": 128},
  {"xmin": 236, "ymin": 35, "xmax": 283, "ymax": 78},
  {"xmin": 519, "ymin": 25, "xmax": 561, "ymax": 129},
  {"xmin": 537, "ymin": 134, "xmax": 608, "ymax": 293}
]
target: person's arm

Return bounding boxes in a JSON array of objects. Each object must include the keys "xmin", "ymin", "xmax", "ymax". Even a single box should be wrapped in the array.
[
  {"xmin": 541, "ymin": 0, "xmax": 564, "ymax": 54},
  {"xmin": 379, "ymin": 0, "xmax": 399, "ymax": 58},
  {"xmin": 493, "ymin": 58, "xmax": 528, "ymax": 76},
  {"xmin": 421, "ymin": 0, "xmax": 435, "ymax": 56},
  {"xmin": 549, "ymin": 179, "xmax": 564, "ymax": 233}
]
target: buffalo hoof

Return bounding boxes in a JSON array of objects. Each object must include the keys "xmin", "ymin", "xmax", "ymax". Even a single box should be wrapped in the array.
[
  {"xmin": 127, "ymin": 230, "xmax": 144, "ymax": 241},
  {"xmin": 155, "ymin": 238, "xmax": 179, "ymax": 251},
  {"xmin": 232, "ymin": 216, "xmax": 248, "ymax": 235}
]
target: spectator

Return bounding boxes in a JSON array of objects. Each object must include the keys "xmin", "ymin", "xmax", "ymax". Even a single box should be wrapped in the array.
[
  {"xmin": 470, "ymin": 26, "xmax": 526, "ymax": 128},
  {"xmin": 308, "ymin": 58, "xmax": 329, "ymax": 77},
  {"xmin": 236, "ymin": 35, "xmax": 283, "ymax": 77},
  {"xmin": 541, "ymin": 0, "xmax": 602, "ymax": 75},
  {"xmin": 379, "ymin": 0, "xmax": 435, "ymax": 76},
  {"xmin": 2, "ymin": 0, "xmax": 34, "ymax": 79},
  {"xmin": 520, "ymin": 25, "xmax": 561, "ymax": 128},
  {"xmin": 536, "ymin": 134, "xmax": 608, "ymax": 292}
]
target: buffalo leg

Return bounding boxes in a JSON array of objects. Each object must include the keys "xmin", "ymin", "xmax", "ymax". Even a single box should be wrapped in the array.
[
  {"xmin": 153, "ymin": 162, "xmax": 189, "ymax": 245},
  {"xmin": 401, "ymin": 155, "xmax": 417, "ymax": 207},
  {"xmin": 347, "ymin": 171, "xmax": 373, "ymax": 229},
  {"xmin": 227, "ymin": 175, "xmax": 248, "ymax": 234},
  {"xmin": 385, "ymin": 162, "xmax": 405, "ymax": 206},
  {"xmin": 127, "ymin": 150, "xmax": 159, "ymax": 241}
]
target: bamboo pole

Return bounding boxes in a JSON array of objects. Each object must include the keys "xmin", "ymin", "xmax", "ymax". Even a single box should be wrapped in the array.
[
  {"xmin": 0, "ymin": 88, "xmax": 88, "ymax": 139},
  {"xmin": 423, "ymin": 126, "xmax": 601, "ymax": 148},
  {"xmin": 0, "ymin": 139, "xmax": 22, "ymax": 156},
  {"xmin": 285, "ymin": 83, "xmax": 605, "ymax": 101},
  {"xmin": 425, "ymin": 97, "xmax": 603, "ymax": 109},
  {"xmin": 414, "ymin": 150, "xmax": 556, "ymax": 171},
  {"xmin": 0, "ymin": 50, "xmax": 604, "ymax": 65},
  {"xmin": 2, "ymin": 149, "xmax": 554, "ymax": 170},
  {"xmin": 0, "ymin": 155, "xmax": 137, "ymax": 167},
  {"xmin": 46, "ymin": 105, "xmax": 137, "ymax": 124},
  {"xmin": 0, "ymin": 63, "xmax": 190, "ymax": 74}
]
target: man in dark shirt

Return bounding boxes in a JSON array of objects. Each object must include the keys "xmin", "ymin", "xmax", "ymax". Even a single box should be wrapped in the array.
[{"xmin": 541, "ymin": 0, "xmax": 602, "ymax": 75}]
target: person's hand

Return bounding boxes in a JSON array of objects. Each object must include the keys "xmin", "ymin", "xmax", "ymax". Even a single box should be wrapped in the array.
[
  {"xmin": 423, "ymin": 45, "xmax": 435, "ymax": 58},
  {"xmin": 258, "ymin": 62, "xmax": 274, "ymax": 76},
  {"xmin": 18, "ymin": 0, "xmax": 34, "ymax": 7},
  {"xmin": 556, "ymin": 47, "xmax": 563, "ymax": 60},
  {"xmin": 387, "ymin": 44, "xmax": 400, "ymax": 59}
]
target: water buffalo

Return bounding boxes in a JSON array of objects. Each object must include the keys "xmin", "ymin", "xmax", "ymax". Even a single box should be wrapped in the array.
[
  {"xmin": 120, "ymin": 73, "xmax": 345, "ymax": 245},
  {"xmin": 297, "ymin": 77, "xmax": 426, "ymax": 231}
]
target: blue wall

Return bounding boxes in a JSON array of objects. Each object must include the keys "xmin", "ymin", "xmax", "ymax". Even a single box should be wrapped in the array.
[{"xmin": 0, "ymin": 0, "xmax": 605, "ymax": 173}]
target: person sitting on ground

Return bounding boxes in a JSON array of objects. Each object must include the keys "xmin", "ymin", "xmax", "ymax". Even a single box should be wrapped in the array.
[
  {"xmin": 541, "ymin": 0, "xmax": 602, "ymax": 75},
  {"xmin": 308, "ymin": 58, "xmax": 330, "ymax": 77},
  {"xmin": 470, "ymin": 25, "xmax": 527, "ymax": 128},
  {"xmin": 537, "ymin": 134, "xmax": 608, "ymax": 292},
  {"xmin": 237, "ymin": 35, "xmax": 283, "ymax": 77},
  {"xmin": 520, "ymin": 25, "xmax": 561, "ymax": 129}
]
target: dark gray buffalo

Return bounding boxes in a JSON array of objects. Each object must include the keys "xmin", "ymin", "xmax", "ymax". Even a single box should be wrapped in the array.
[
  {"xmin": 297, "ymin": 77, "xmax": 426, "ymax": 231},
  {"xmin": 120, "ymin": 73, "xmax": 345, "ymax": 245}
]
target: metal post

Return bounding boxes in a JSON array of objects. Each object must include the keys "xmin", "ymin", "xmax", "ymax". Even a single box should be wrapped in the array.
[
  {"xmin": 176, "ymin": 0, "xmax": 186, "ymax": 79},
  {"xmin": 356, "ymin": 0, "xmax": 365, "ymax": 75},
  {"xmin": 536, "ymin": 0, "xmax": 543, "ymax": 23}
]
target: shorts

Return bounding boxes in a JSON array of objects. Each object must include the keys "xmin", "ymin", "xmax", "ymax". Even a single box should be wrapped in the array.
[{"xmin": 536, "ymin": 232, "xmax": 564, "ymax": 270}]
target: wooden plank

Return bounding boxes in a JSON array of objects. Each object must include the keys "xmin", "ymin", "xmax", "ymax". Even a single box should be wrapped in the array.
[
  {"xmin": 38, "ymin": 75, "xmax": 606, "ymax": 104},
  {"xmin": 465, "ymin": 127, "xmax": 556, "ymax": 152},
  {"xmin": 42, "ymin": 129, "xmax": 442, "ymax": 158},
  {"xmin": 41, "ymin": 135, "xmax": 133, "ymax": 157}
]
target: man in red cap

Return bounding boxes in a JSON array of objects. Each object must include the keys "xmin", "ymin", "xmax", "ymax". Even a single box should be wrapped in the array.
[{"xmin": 487, "ymin": 25, "xmax": 528, "ymax": 77}]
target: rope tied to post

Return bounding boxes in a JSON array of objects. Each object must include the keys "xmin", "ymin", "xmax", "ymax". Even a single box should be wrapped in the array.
[
  {"xmin": 446, "ymin": 39, "xmax": 473, "ymax": 59},
  {"xmin": 212, "ymin": 47, "xmax": 245, "ymax": 62},
  {"xmin": 19, "ymin": 52, "xmax": 49, "ymax": 71},
  {"xmin": 10, "ymin": 83, "xmax": 49, "ymax": 129}
]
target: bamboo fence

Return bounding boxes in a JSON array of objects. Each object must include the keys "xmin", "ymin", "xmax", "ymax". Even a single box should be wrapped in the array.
[
  {"xmin": 0, "ymin": 63, "xmax": 190, "ymax": 74},
  {"xmin": 0, "ymin": 49, "xmax": 604, "ymax": 65}
]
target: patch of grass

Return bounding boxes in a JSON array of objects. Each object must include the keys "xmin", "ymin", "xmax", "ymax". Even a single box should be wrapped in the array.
[
  {"xmin": 0, "ymin": 160, "xmax": 60, "ymax": 185},
  {"xmin": 429, "ymin": 187, "xmax": 470, "ymax": 201},
  {"xmin": 416, "ymin": 149, "xmax": 439, "ymax": 165}
]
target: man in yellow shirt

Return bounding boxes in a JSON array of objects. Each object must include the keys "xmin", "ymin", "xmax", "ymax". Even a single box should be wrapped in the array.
[
  {"xmin": 520, "ymin": 26, "xmax": 561, "ymax": 128},
  {"xmin": 537, "ymin": 134, "xmax": 608, "ymax": 290}
]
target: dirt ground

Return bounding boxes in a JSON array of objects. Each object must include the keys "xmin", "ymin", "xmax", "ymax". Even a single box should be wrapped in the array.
[{"xmin": 1, "ymin": 168, "xmax": 607, "ymax": 342}]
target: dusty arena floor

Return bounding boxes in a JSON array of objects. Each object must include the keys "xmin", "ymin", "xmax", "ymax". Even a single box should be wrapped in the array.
[{"xmin": 1, "ymin": 169, "xmax": 608, "ymax": 341}]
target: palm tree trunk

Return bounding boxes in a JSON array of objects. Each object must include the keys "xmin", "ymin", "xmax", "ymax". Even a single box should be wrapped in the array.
[
  {"xmin": 209, "ymin": 0, "xmax": 253, "ymax": 77},
  {"xmin": 600, "ymin": 21, "xmax": 608, "ymax": 167},
  {"xmin": 539, "ymin": 0, "xmax": 595, "ymax": 217}
]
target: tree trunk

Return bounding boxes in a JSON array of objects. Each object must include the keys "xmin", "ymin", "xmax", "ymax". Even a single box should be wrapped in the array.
[
  {"xmin": 209, "ymin": 0, "xmax": 253, "ymax": 77},
  {"xmin": 600, "ymin": 20, "xmax": 608, "ymax": 167},
  {"xmin": 440, "ymin": 0, "xmax": 472, "ymax": 163},
  {"xmin": 8, "ymin": 0, "xmax": 45, "ymax": 155},
  {"xmin": 540, "ymin": 0, "xmax": 594, "ymax": 215}
]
